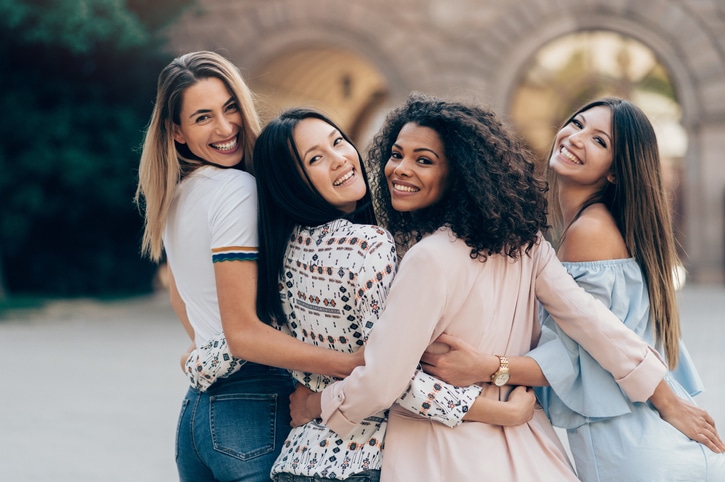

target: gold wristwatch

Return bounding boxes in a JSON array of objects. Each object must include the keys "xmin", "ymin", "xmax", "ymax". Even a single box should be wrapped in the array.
[{"xmin": 491, "ymin": 355, "xmax": 510, "ymax": 386}]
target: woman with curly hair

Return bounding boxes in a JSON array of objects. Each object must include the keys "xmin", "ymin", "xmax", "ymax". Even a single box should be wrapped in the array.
[
  {"xmin": 423, "ymin": 98, "xmax": 725, "ymax": 480},
  {"xmin": 288, "ymin": 92, "xmax": 698, "ymax": 480}
]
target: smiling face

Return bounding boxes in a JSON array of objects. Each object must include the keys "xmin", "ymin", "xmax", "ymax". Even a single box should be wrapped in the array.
[
  {"xmin": 172, "ymin": 76, "xmax": 244, "ymax": 168},
  {"xmin": 549, "ymin": 105, "xmax": 615, "ymax": 189},
  {"xmin": 292, "ymin": 117, "xmax": 367, "ymax": 213},
  {"xmin": 384, "ymin": 122, "xmax": 449, "ymax": 212}
]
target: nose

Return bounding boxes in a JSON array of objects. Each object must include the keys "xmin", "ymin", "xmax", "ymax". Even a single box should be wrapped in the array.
[
  {"xmin": 391, "ymin": 157, "xmax": 412, "ymax": 177},
  {"xmin": 215, "ymin": 115, "xmax": 234, "ymax": 136},
  {"xmin": 568, "ymin": 129, "xmax": 584, "ymax": 147},
  {"xmin": 328, "ymin": 150, "xmax": 348, "ymax": 172}
]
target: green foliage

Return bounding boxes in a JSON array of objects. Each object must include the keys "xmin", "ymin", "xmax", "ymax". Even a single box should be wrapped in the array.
[
  {"xmin": 0, "ymin": 0, "xmax": 147, "ymax": 53},
  {"xmin": 0, "ymin": 0, "xmax": 193, "ymax": 297}
]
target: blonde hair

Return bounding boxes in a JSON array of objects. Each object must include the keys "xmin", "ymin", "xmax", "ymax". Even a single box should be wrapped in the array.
[{"xmin": 135, "ymin": 51, "xmax": 261, "ymax": 262}]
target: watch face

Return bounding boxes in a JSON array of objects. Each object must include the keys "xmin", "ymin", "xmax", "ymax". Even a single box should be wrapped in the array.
[{"xmin": 493, "ymin": 373, "xmax": 510, "ymax": 386}]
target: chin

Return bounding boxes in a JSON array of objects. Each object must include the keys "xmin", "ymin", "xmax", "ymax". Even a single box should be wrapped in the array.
[{"xmin": 391, "ymin": 201, "xmax": 414, "ymax": 212}]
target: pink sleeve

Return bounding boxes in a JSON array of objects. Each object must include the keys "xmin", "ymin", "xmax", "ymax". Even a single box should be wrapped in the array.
[
  {"xmin": 534, "ymin": 238, "xmax": 666, "ymax": 402},
  {"xmin": 321, "ymin": 243, "xmax": 446, "ymax": 437}
]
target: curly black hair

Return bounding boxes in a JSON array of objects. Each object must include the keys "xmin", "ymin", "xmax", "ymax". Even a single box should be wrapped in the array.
[{"xmin": 367, "ymin": 92, "xmax": 548, "ymax": 260}]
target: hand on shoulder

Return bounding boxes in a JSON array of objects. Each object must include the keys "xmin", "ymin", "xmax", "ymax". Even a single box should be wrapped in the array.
[{"xmin": 558, "ymin": 204, "xmax": 629, "ymax": 262}]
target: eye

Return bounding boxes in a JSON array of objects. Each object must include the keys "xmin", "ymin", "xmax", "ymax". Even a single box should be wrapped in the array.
[
  {"xmin": 194, "ymin": 114, "xmax": 210, "ymax": 123},
  {"xmin": 308, "ymin": 155, "xmax": 322, "ymax": 164},
  {"xmin": 570, "ymin": 118, "xmax": 583, "ymax": 129},
  {"xmin": 416, "ymin": 156, "xmax": 433, "ymax": 165},
  {"xmin": 225, "ymin": 102, "xmax": 239, "ymax": 113},
  {"xmin": 594, "ymin": 136, "xmax": 607, "ymax": 148},
  {"xmin": 333, "ymin": 136, "xmax": 344, "ymax": 147},
  {"xmin": 389, "ymin": 150, "xmax": 402, "ymax": 160}
]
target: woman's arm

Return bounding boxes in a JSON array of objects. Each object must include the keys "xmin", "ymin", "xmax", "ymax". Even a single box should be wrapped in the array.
[
  {"xmin": 649, "ymin": 379, "xmax": 724, "ymax": 452},
  {"xmin": 169, "ymin": 262, "xmax": 248, "ymax": 386},
  {"xmin": 394, "ymin": 369, "xmax": 482, "ymax": 427},
  {"xmin": 421, "ymin": 333, "xmax": 546, "ymax": 387},
  {"xmin": 396, "ymin": 340, "xmax": 536, "ymax": 427},
  {"xmin": 533, "ymin": 239, "xmax": 667, "ymax": 401},
  {"xmin": 462, "ymin": 386, "xmax": 536, "ymax": 426},
  {"xmin": 320, "ymin": 242, "xmax": 464, "ymax": 437},
  {"xmin": 423, "ymin": 319, "xmax": 724, "ymax": 452},
  {"xmin": 290, "ymin": 380, "xmax": 536, "ymax": 428},
  {"xmin": 216, "ymin": 260, "xmax": 359, "ymax": 378},
  {"xmin": 170, "ymin": 260, "xmax": 353, "ymax": 385},
  {"xmin": 420, "ymin": 242, "xmax": 725, "ymax": 452},
  {"xmin": 421, "ymin": 334, "xmax": 541, "ymax": 426},
  {"xmin": 183, "ymin": 332, "xmax": 246, "ymax": 391}
]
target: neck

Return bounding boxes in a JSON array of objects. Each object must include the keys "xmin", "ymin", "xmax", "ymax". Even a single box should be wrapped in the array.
[{"xmin": 556, "ymin": 180, "xmax": 599, "ymax": 227}]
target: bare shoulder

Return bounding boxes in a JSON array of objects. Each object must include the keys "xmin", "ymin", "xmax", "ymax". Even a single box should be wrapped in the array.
[{"xmin": 558, "ymin": 204, "xmax": 629, "ymax": 262}]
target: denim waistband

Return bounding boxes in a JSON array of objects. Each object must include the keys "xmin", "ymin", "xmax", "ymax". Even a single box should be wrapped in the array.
[{"xmin": 208, "ymin": 362, "xmax": 290, "ymax": 387}]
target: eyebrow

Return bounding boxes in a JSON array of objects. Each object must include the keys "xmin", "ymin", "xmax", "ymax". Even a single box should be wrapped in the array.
[
  {"xmin": 187, "ymin": 96, "xmax": 235, "ymax": 120},
  {"xmin": 393, "ymin": 143, "xmax": 440, "ymax": 159},
  {"xmin": 301, "ymin": 126, "xmax": 339, "ymax": 160}
]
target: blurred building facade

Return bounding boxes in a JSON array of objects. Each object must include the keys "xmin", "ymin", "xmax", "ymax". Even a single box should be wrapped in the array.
[{"xmin": 165, "ymin": 0, "xmax": 725, "ymax": 284}]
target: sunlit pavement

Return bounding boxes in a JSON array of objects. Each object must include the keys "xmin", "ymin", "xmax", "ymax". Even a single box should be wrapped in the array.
[{"xmin": 0, "ymin": 283, "xmax": 723, "ymax": 482}]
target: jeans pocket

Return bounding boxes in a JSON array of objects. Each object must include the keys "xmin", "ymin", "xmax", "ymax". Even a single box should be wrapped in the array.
[
  {"xmin": 209, "ymin": 392, "xmax": 278, "ymax": 460},
  {"xmin": 175, "ymin": 397, "xmax": 190, "ymax": 461}
]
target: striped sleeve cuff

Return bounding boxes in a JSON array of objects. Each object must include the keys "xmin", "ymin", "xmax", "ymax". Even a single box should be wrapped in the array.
[{"xmin": 211, "ymin": 246, "xmax": 258, "ymax": 263}]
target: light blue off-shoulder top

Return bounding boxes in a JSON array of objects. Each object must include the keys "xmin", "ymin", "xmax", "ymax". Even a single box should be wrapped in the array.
[{"xmin": 528, "ymin": 258, "xmax": 703, "ymax": 429}]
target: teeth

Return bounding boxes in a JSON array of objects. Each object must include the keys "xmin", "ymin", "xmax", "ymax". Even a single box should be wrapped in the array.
[
  {"xmin": 212, "ymin": 138, "xmax": 237, "ymax": 151},
  {"xmin": 393, "ymin": 183, "xmax": 419, "ymax": 193},
  {"xmin": 561, "ymin": 146, "xmax": 582, "ymax": 164},
  {"xmin": 333, "ymin": 170, "xmax": 354, "ymax": 186}
]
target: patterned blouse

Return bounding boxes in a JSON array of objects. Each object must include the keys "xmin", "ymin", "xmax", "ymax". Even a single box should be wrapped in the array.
[{"xmin": 187, "ymin": 219, "xmax": 481, "ymax": 479}]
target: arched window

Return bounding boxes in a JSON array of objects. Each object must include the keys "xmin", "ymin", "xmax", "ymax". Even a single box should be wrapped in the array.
[
  {"xmin": 509, "ymin": 30, "xmax": 685, "ymax": 245},
  {"xmin": 250, "ymin": 46, "xmax": 388, "ymax": 145}
]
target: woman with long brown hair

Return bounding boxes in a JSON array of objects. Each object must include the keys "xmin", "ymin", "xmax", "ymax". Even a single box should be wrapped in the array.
[{"xmin": 424, "ymin": 97, "xmax": 725, "ymax": 480}]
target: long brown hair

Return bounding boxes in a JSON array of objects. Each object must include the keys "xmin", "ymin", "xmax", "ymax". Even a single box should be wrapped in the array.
[
  {"xmin": 135, "ymin": 51, "xmax": 261, "ymax": 262},
  {"xmin": 546, "ymin": 98, "xmax": 682, "ymax": 368}
]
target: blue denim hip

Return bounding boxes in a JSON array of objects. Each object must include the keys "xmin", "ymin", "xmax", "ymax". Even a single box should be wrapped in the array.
[
  {"xmin": 198, "ymin": 362, "xmax": 292, "ymax": 393},
  {"xmin": 176, "ymin": 362, "xmax": 294, "ymax": 482}
]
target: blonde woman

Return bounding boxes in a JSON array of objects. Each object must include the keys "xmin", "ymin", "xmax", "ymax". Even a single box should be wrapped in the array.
[{"xmin": 136, "ymin": 51, "xmax": 357, "ymax": 481}]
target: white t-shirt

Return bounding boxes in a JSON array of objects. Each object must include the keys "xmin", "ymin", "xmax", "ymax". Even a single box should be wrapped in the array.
[{"xmin": 163, "ymin": 166, "xmax": 258, "ymax": 345}]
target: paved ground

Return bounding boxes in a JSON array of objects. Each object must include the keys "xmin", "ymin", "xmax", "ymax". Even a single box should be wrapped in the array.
[{"xmin": 0, "ymin": 283, "xmax": 723, "ymax": 481}]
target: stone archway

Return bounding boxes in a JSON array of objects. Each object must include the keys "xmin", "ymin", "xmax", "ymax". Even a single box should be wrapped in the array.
[
  {"xmin": 247, "ymin": 45, "xmax": 390, "ymax": 147},
  {"xmin": 164, "ymin": 0, "xmax": 725, "ymax": 282},
  {"xmin": 505, "ymin": 30, "xmax": 687, "ymax": 255},
  {"xmin": 483, "ymin": 1, "xmax": 725, "ymax": 282},
  {"xmin": 162, "ymin": 1, "xmax": 412, "ymax": 149}
]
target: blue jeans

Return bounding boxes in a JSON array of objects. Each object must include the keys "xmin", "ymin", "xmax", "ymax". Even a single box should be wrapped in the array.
[{"xmin": 176, "ymin": 362, "xmax": 294, "ymax": 482}]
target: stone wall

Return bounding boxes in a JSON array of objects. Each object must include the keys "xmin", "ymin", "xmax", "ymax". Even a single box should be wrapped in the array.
[{"xmin": 164, "ymin": 0, "xmax": 725, "ymax": 283}]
